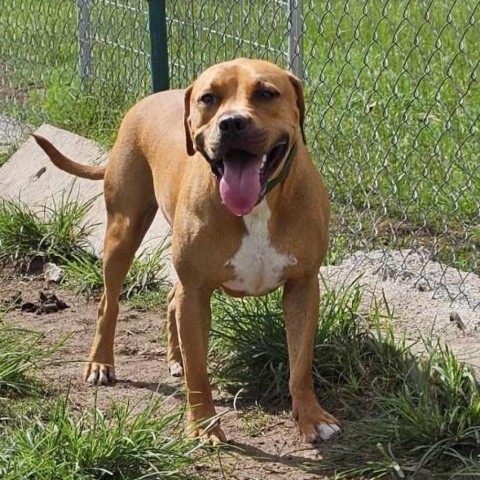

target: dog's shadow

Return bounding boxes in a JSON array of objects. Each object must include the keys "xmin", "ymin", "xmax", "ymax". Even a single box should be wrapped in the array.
[
  {"xmin": 116, "ymin": 379, "xmax": 289, "ymax": 412},
  {"xmin": 226, "ymin": 439, "xmax": 330, "ymax": 474},
  {"xmin": 115, "ymin": 379, "xmax": 183, "ymax": 399}
]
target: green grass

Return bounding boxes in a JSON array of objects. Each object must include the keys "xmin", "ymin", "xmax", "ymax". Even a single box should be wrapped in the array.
[
  {"xmin": 0, "ymin": 396, "xmax": 200, "ymax": 480},
  {"xmin": 0, "ymin": 327, "xmax": 60, "ymax": 398},
  {"xmin": 210, "ymin": 281, "xmax": 480, "ymax": 478},
  {"xmin": 0, "ymin": 0, "xmax": 148, "ymax": 146},
  {"xmin": 0, "ymin": 192, "xmax": 97, "ymax": 266},
  {"xmin": 303, "ymin": 0, "xmax": 480, "ymax": 267}
]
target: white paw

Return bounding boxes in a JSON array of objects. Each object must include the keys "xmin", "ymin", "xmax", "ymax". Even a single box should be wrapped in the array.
[
  {"xmin": 168, "ymin": 361, "xmax": 183, "ymax": 377},
  {"xmin": 316, "ymin": 423, "xmax": 341, "ymax": 441},
  {"xmin": 86, "ymin": 366, "xmax": 115, "ymax": 386}
]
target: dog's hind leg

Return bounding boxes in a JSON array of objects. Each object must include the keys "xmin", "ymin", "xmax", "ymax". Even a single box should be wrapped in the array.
[
  {"xmin": 85, "ymin": 147, "xmax": 157, "ymax": 385},
  {"xmin": 84, "ymin": 206, "xmax": 156, "ymax": 385},
  {"xmin": 167, "ymin": 284, "xmax": 183, "ymax": 377}
]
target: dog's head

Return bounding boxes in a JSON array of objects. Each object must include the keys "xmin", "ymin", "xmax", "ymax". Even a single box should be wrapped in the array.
[{"xmin": 184, "ymin": 58, "xmax": 306, "ymax": 216}]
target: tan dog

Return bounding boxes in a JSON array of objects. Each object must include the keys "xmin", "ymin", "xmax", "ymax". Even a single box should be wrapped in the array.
[{"xmin": 33, "ymin": 58, "xmax": 340, "ymax": 443}]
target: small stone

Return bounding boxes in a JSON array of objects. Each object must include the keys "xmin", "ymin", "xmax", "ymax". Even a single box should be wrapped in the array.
[{"xmin": 43, "ymin": 262, "xmax": 63, "ymax": 283}]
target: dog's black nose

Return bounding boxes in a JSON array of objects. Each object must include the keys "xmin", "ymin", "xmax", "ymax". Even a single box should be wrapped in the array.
[{"xmin": 218, "ymin": 114, "xmax": 249, "ymax": 132}]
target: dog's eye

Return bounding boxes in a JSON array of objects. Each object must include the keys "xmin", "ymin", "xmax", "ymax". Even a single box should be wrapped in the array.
[
  {"xmin": 256, "ymin": 89, "xmax": 279, "ymax": 100},
  {"xmin": 198, "ymin": 93, "xmax": 216, "ymax": 106}
]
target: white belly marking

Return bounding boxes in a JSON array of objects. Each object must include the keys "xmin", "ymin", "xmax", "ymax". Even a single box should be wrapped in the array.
[{"xmin": 223, "ymin": 201, "xmax": 296, "ymax": 295}]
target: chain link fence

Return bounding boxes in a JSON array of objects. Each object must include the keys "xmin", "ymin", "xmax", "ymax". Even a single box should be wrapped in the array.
[{"xmin": 0, "ymin": 1, "xmax": 479, "ymax": 308}]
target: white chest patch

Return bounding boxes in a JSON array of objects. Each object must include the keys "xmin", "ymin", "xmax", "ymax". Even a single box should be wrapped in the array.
[{"xmin": 223, "ymin": 201, "xmax": 296, "ymax": 295}]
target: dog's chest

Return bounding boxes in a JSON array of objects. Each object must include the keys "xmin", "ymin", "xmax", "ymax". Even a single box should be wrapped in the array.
[{"xmin": 223, "ymin": 202, "xmax": 296, "ymax": 295}]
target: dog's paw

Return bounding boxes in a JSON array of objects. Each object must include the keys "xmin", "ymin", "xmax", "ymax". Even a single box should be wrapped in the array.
[
  {"xmin": 295, "ymin": 404, "xmax": 341, "ymax": 443},
  {"xmin": 84, "ymin": 362, "xmax": 116, "ymax": 386},
  {"xmin": 168, "ymin": 360, "xmax": 184, "ymax": 377},
  {"xmin": 313, "ymin": 422, "xmax": 341, "ymax": 442},
  {"xmin": 187, "ymin": 422, "xmax": 227, "ymax": 446}
]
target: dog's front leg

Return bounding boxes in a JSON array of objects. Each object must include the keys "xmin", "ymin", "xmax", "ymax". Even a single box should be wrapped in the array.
[
  {"xmin": 175, "ymin": 282, "xmax": 226, "ymax": 444},
  {"xmin": 283, "ymin": 275, "xmax": 341, "ymax": 443}
]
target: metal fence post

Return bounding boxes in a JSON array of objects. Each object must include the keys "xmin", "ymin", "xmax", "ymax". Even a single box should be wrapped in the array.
[
  {"xmin": 288, "ymin": 0, "xmax": 303, "ymax": 80},
  {"xmin": 148, "ymin": 0, "xmax": 169, "ymax": 92},
  {"xmin": 77, "ymin": 0, "xmax": 92, "ymax": 88}
]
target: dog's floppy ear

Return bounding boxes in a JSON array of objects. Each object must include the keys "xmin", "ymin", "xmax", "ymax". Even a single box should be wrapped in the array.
[
  {"xmin": 287, "ymin": 73, "xmax": 307, "ymax": 145},
  {"xmin": 184, "ymin": 85, "xmax": 195, "ymax": 156}
]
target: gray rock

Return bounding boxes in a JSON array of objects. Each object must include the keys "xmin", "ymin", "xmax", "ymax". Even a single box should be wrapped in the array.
[{"xmin": 43, "ymin": 262, "xmax": 63, "ymax": 283}]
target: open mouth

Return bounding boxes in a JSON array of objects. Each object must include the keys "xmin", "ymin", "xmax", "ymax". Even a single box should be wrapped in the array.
[
  {"xmin": 212, "ymin": 140, "xmax": 289, "ymax": 217},
  {"xmin": 213, "ymin": 141, "xmax": 288, "ymax": 182}
]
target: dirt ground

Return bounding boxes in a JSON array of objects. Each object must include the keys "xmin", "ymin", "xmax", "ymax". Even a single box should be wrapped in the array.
[{"xmin": 2, "ymin": 275, "xmax": 336, "ymax": 480}]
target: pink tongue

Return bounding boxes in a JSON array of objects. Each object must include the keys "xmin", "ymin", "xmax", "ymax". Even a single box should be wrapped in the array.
[{"xmin": 219, "ymin": 154, "xmax": 263, "ymax": 216}]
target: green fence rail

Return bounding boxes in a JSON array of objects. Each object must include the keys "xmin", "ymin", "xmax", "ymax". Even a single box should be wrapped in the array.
[{"xmin": 0, "ymin": 0, "xmax": 479, "ymax": 309}]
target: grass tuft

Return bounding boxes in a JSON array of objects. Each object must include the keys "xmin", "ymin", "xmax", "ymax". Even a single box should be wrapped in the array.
[
  {"xmin": 210, "ymin": 290, "xmax": 288, "ymax": 402},
  {"xmin": 0, "ymin": 327, "xmax": 59, "ymax": 398},
  {"xmin": 0, "ymin": 192, "xmax": 97, "ymax": 267},
  {"xmin": 210, "ymin": 279, "xmax": 365, "ymax": 404},
  {"xmin": 0, "ymin": 395, "xmax": 201, "ymax": 480},
  {"xmin": 0, "ymin": 192, "xmax": 171, "ymax": 306}
]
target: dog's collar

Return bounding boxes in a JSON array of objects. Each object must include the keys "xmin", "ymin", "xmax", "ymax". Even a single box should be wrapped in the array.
[{"xmin": 258, "ymin": 143, "xmax": 297, "ymax": 201}]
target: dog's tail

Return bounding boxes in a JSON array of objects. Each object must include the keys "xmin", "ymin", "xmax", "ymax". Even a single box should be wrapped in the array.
[{"xmin": 32, "ymin": 134, "xmax": 106, "ymax": 180}]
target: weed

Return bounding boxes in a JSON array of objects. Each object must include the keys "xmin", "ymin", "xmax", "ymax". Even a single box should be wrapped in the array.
[
  {"xmin": 0, "ymin": 327, "xmax": 59, "ymax": 398},
  {"xmin": 238, "ymin": 406, "xmax": 279, "ymax": 438},
  {"xmin": 0, "ymin": 395, "xmax": 201, "ymax": 480},
  {"xmin": 0, "ymin": 193, "xmax": 170, "ymax": 302},
  {"xmin": 210, "ymin": 290, "xmax": 289, "ymax": 403},
  {"xmin": 210, "ymin": 279, "xmax": 364, "ymax": 404},
  {"xmin": 60, "ymin": 250, "xmax": 103, "ymax": 297},
  {"xmin": 126, "ymin": 290, "xmax": 169, "ymax": 311},
  {"xmin": 0, "ymin": 192, "xmax": 96, "ymax": 266},
  {"xmin": 0, "ymin": 200, "xmax": 48, "ymax": 263},
  {"xmin": 315, "ymin": 339, "xmax": 480, "ymax": 478},
  {"xmin": 125, "ymin": 242, "xmax": 171, "ymax": 298}
]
